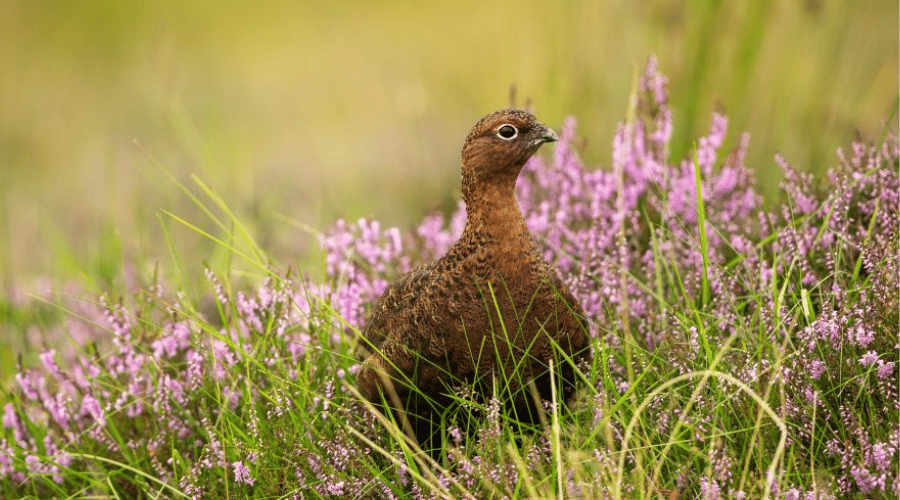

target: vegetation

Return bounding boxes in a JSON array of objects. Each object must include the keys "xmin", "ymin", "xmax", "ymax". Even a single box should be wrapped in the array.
[{"xmin": 2, "ymin": 59, "xmax": 897, "ymax": 498}]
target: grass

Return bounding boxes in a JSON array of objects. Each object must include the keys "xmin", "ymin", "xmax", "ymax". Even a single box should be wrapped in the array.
[
  {"xmin": 2, "ymin": 58, "xmax": 897, "ymax": 497},
  {"xmin": 0, "ymin": 214, "xmax": 871, "ymax": 497}
]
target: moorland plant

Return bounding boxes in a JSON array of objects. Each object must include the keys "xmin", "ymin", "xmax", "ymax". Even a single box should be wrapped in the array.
[{"xmin": 2, "ymin": 58, "xmax": 898, "ymax": 498}]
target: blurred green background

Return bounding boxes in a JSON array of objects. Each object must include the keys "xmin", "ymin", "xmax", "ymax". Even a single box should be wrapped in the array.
[{"xmin": 0, "ymin": 0, "xmax": 897, "ymax": 296}]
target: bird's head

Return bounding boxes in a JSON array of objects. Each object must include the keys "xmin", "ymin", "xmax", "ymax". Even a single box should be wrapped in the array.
[{"xmin": 460, "ymin": 109, "xmax": 558, "ymax": 202}]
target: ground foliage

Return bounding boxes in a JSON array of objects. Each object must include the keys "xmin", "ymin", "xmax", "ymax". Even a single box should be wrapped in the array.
[{"xmin": 2, "ymin": 58, "xmax": 898, "ymax": 498}]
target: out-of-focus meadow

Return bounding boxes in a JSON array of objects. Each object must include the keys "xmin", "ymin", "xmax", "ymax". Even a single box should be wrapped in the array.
[{"xmin": 0, "ymin": 0, "xmax": 897, "ymax": 294}]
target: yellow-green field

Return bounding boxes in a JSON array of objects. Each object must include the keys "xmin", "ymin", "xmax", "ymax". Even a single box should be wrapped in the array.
[{"xmin": 1, "ymin": 0, "xmax": 897, "ymax": 291}]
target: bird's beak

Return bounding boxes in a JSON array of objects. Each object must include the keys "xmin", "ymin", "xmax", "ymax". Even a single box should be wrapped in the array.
[{"xmin": 539, "ymin": 125, "xmax": 559, "ymax": 143}]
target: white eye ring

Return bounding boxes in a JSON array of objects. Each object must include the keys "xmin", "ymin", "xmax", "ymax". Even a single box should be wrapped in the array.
[{"xmin": 496, "ymin": 124, "xmax": 518, "ymax": 140}]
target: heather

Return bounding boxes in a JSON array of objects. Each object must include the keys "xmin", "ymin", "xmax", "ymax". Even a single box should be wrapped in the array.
[{"xmin": 2, "ymin": 59, "xmax": 898, "ymax": 498}]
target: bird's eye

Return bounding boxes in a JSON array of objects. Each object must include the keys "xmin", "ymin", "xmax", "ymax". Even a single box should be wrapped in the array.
[{"xmin": 497, "ymin": 124, "xmax": 518, "ymax": 140}]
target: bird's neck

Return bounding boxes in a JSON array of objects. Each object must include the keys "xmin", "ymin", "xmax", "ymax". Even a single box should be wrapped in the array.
[{"xmin": 461, "ymin": 181, "xmax": 532, "ymax": 251}]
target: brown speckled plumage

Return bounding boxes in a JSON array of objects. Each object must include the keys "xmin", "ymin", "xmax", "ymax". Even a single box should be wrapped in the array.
[{"xmin": 357, "ymin": 109, "xmax": 591, "ymax": 445}]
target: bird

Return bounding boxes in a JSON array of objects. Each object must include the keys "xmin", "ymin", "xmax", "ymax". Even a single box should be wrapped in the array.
[{"xmin": 356, "ymin": 108, "xmax": 591, "ymax": 450}]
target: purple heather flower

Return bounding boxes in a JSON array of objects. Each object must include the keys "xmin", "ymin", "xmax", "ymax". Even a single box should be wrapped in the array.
[
  {"xmin": 72, "ymin": 356, "xmax": 102, "ymax": 391},
  {"xmin": 777, "ymin": 155, "xmax": 820, "ymax": 215},
  {"xmin": 204, "ymin": 268, "xmax": 229, "ymax": 306},
  {"xmin": 222, "ymin": 386, "xmax": 240, "ymax": 411},
  {"xmin": 152, "ymin": 321, "xmax": 192, "ymax": 359},
  {"xmin": 854, "ymin": 325, "xmax": 875, "ymax": 348},
  {"xmin": 24, "ymin": 454, "xmax": 41, "ymax": 478},
  {"xmin": 211, "ymin": 340, "xmax": 239, "ymax": 380},
  {"xmin": 860, "ymin": 351, "xmax": 879, "ymax": 367},
  {"xmin": 325, "ymin": 480, "xmax": 345, "ymax": 496},
  {"xmin": 14, "ymin": 371, "xmax": 43, "ymax": 401},
  {"xmin": 152, "ymin": 335, "xmax": 180, "ymax": 359},
  {"xmin": 184, "ymin": 349, "xmax": 205, "ymax": 390},
  {"xmin": 2, "ymin": 404, "xmax": 27, "ymax": 449},
  {"xmin": 42, "ymin": 391, "xmax": 71, "ymax": 432},
  {"xmin": 696, "ymin": 113, "xmax": 728, "ymax": 175},
  {"xmin": 809, "ymin": 360, "xmax": 827, "ymax": 380},
  {"xmin": 641, "ymin": 55, "xmax": 668, "ymax": 107},
  {"xmin": 449, "ymin": 426, "xmax": 463, "ymax": 444},
  {"xmin": 79, "ymin": 393, "xmax": 106, "ymax": 427},
  {"xmin": 2, "ymin": 404, "xmax": 18, "ymax": 432},
  {"xmin": 700, "ymin": 477, "xmax": 722, "ymax": 500},
  {"xmin": 233, "ymin": 461, "xmax": 254, "ymax": 486},
  {"xmin": 237, "ymin": 291, "xmax": 264, "ymax": 333},
  {"xmin": 0, "ymin": 440, "xmax": 14, "ymax": 480},
  {"xmin": 870, "ymin": 442, "xmax": 895, "ymax": 473},
  {"xmin": 784, "ymin": 488, "xmax": 802, "ymax": 500},
  {"xmin": 416, "ymin": 212, "xmax": 454, "ymax": 258},
  {"xmin": 43, "ymin": 436, "xmax": 70, "ymax": 484},
  {"xmin": 201, "ymin": 428, "xmax": 226, "ymax": 470},
  {"xmin": 39, "ymin": 349, "xmax": 63, "ymax": 381},
  {"xmin": 850, "ymin": 465, "xmax": 880, "ymax": 493},
  {"xmin": 287, "ymin": 332, "xmax": 312, "ymax": 361}
]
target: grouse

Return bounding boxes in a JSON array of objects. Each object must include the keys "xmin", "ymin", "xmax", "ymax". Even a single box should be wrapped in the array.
[{"xmin": 356, "ymin": 108, "xmax": 591, "ymax": 449}]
